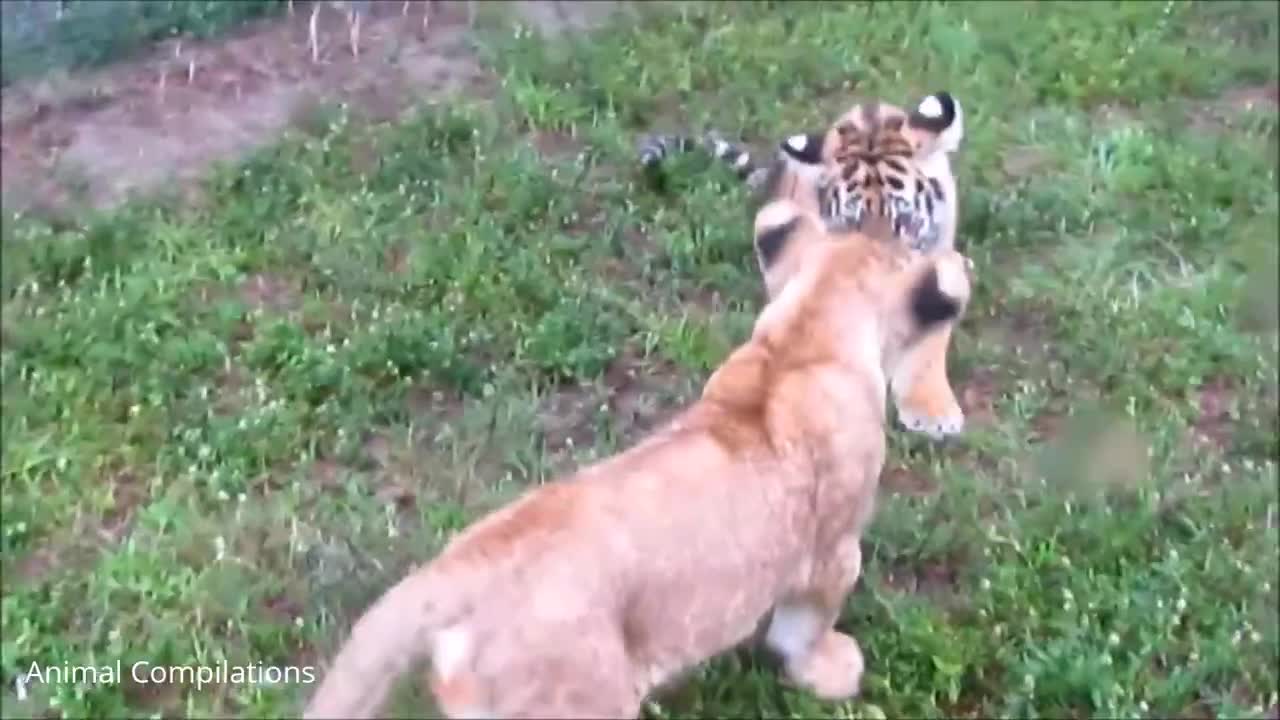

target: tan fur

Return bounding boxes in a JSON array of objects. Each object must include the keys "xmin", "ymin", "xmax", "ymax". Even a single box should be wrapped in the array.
[{"xmin": 304, "ymin": 201, "xmax": 973, "ymax": 720}]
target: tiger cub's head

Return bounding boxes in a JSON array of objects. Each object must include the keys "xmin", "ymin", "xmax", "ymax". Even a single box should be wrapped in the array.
[{"xmin": 779, "ymin": 92, "xmax": 963, "ymax": 251}]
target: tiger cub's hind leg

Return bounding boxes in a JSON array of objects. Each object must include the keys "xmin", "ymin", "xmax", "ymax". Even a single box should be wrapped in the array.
[{"xmin": 891, "ymin": 322, "xmax": 965, "ymax": 440}]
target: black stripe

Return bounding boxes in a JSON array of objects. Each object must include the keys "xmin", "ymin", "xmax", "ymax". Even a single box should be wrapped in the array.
[
  {"xmin": 927, "ymin": 176, "xmax": 945, "ymax": 202},
  {"xmin": 755, "ymin": 218, "xmax": 798, "ymax": 270},
  {"xmin": 909, "ymin": 266, "xmax": 961, "ymax": 330}
]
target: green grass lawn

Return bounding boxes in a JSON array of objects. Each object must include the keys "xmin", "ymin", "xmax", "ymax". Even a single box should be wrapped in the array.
[{"xmin": 2, "ymin": 1, "xmax": 1278, "ymax": 717}]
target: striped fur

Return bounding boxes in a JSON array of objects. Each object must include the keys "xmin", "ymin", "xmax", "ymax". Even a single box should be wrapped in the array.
[
  {"xmin": 636, "ymin": 92, "xmax": 964, "ymax": 254},
  {"xmin": 637, "ymin": 129, "xmax": 775, "ymax": 191}
]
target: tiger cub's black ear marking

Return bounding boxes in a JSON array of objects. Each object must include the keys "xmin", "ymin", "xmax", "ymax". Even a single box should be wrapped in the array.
[
  {"xmin": 907, "ymin": 91, "xmax": 957, "ymax": 134},
  {"xmin": 778, "ymin": 132, "xmax": 826, "ymax": 165},
  {"xmin": 755, "ymin": 217, "xmax": 798, "ymax": 270},
  {"xmin": 909, "ymin": 265, "xmax": 962, "ymax": 331}
]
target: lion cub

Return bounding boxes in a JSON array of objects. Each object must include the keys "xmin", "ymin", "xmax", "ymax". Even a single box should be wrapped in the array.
[{"xmin": 304, "ymin": 200, "xmax": 974, "ymax": 719}]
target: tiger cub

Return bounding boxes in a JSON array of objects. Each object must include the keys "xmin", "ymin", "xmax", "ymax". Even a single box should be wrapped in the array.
[{"xmin": 636, "ymin": 92, "xmax": 969, "ymax": 439}]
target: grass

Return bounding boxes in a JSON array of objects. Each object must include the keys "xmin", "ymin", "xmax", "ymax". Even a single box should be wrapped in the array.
[
  {"xmin": 2, "ymin": 0, "xmax": 1278, "ymax": 717},
  {"xmin": 0, "ymin": 0, "xmax": 288, "ymax": 87}
]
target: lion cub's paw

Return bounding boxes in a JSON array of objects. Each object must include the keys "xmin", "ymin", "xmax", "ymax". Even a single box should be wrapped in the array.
[
  {"xmin": 897, "ymin": 401, "xmax": 965, "ymax": 440},
  {"xmin": 785, "ymin": 631, "xmax": 865, "ymax": 701}
]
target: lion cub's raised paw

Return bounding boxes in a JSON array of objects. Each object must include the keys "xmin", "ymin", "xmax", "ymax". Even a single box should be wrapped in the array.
[
  {"xmin": 783, "ymin": 631, "xmax": 866, "ymax": 701},
  {"xmin": 892, "ymin": 250, "xmax": 973, "ymax": 441},
  {"xmin": 893, "ymin": 364, "xmax": 966, "ymax": 440}
]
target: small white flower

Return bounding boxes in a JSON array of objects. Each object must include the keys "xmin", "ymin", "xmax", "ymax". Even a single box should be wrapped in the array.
[{"xmin": 1108, "ymin": 632, "xmax": 1120, "ymax": 647}]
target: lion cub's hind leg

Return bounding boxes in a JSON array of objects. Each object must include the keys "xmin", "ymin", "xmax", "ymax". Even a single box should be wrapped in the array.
[
  {"xmin": 764, "ymin": 537, "xmax": 865, "ymax": 701},
  {"xmin": 465, "ymin": 625, "xmax": 643, "ymax": 720},
  {"xmin": 891, "ymin": 322, "xmax": 965, "ymax": 440}
]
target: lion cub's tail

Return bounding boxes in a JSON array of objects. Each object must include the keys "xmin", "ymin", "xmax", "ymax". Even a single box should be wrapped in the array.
[{"xmin": 305, "ymin": 568, "xmax": 460, "ymax": 719}]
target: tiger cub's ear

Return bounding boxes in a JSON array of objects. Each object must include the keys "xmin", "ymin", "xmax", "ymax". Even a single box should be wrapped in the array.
[
  {"xmin": 778, "ymin": 132, "xmax": 827, "ymax": 166},
  {"xmin": 907, "ymin": 92, "xmax": 964, "ymax": 155}
]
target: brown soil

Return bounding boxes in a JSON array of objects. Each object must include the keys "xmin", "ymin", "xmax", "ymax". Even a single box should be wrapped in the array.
[
  {"xmin": 0, "ymin": 1, "xmax": 624, "ymax": 215},
  {"xmin": 880, "ymin": 560, "xmax": 960, "ymax": 598},
  {"xmin": 1189, "ymin": 374, "xmax": 1237, "ymax": 453}
]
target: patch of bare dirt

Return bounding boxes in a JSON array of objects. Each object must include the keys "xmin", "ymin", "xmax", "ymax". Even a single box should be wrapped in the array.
[
  {"xmin": 261, "ymin": 590, "xmax": 306, "ymax": 624},
  {"xmin": 12, "ymin": 547, "xmax": 59, "ymax": 585},
  {"xmin": 1187, "ymin": 83, "xmax": 1279, "ymax": 135},
  {"xmin": 1189, "ymin": 375, "xmax": 1237, "ymax": 452},
  {"xmin": 507, "ymin": 347, "xmax": 693, "ymax": 477},
  {"xmin": 11, "ymin": 466, "xmax": 149, "ymax": 586},
  {"xmin": 238, "ymin": 272, "xmax": 302, "ymax": 313},
  {"xmin": 974, "ymin": 305, "xmax": 1060, "ymax": 377},
  {"xmin": 1029, "ymin": 411, "xmax": 1066, "ymax": 444},
  {"xmin": 309, "ymin": 458, "xmax": 355, "ymax": 491},
  {"xmin": 529, "ymin": 128, "xmax": 585, "ymax": 158},
  {"xmin": 1000, "ymin": 146, "xmax": 1055, "ymax": 179},
  {"xmin": 1093, "ymin": 102, "xmax": 1141, "ymax": 131},
  {"xmin": 880, "ymin": 560, "xmax": 959, "ymax": 598},
  {"xmin": 958, "ymin": 367, "xmax": 1000, "ymax": 429},
  {"xmin": 0, "ymin": 1, "xmax": 625, "ymax": 215},
  {"xmin": 120, "ymin": 670, "xmax": 184, "ymax": 711},
  {"xmin": 405, "ymin": 384, "xmax": 466, "ymax": 422},
  {"xmin": 538, "ymin": 382, "xmax": 605, "ymax": 457},
  {"xmin": 601, "ymin": 346, "xmax": 687, "ymax": 439},
  {"xmin": 213, "ymin": 362, "xmax": 254, "ymax": 416},
  {"xmin": 357, "ymin": 425, "xmax": 495, "ymax": 511},
  {"xmin": 882, "ymin": 464, "xmax": 936, "ymax": 496},
  {"xmin": 98, "ymin": 468, "xmax": 148, "ymax": 543}
]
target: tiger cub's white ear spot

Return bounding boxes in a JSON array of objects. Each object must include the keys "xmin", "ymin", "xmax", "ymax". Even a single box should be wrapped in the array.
[
  {"xmin": 785, "ymin": 134, "xmax": 809, "ymax": 152},
  {"xmin": 917, "ymin": 95, "xmax": 944, "ymax": 119}
]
